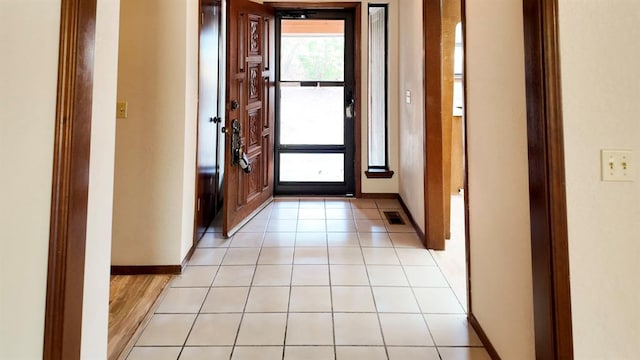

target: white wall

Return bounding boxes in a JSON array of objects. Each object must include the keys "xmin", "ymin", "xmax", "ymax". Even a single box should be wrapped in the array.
[
  {"xmin": 181, "ymin": 0, "xmax": 199, "ymax": 259},
  {"xmin": 558, "ymin": 1, "xmax": 640, "ymax": 358},
  {"xmin": 81, "ymin": 0, "xmax": 121, "ymax": 358},
  {"xmin": 362, "ymin": 0, "xmax": 400, "ymax": 194},
  {"xmin": 112, "ymin": 0, "xmax": 199, "ymax": 266},
  {"xmin": 397, "ymin": 0, "xmax": 426, "ymax": 233},
  {"xmin": 465, "ymin": 0, "xmax": 535, "ymax": 358},
  {"xmin": 0, "ymin": 1, "xmax": 61, "ymax": 358},
  {"xmin": 1, "ymin": 1, "xmax": 121, "ymax": 357}
]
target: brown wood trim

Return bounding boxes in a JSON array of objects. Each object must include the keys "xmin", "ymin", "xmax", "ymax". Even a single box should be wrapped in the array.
[
  {"xmin": 353, "ymin": 3, "xmax": 362, "ymax": 198},
  {"xmin": 182, "ymin": 243, "xmax": 198, "ymax": 270},
  {"xmin": 468, "ymin": 314, "xmax": 502, "ymax": 360},
  {"xmin": 44, "ymin": 0, "xmax": 97, "ymax": 359},
  {"xmin": 440, "ymin": 0, "xmax": 461, "ymax": 241},
  {"xmin": 359, "ymin": 193, "xmax": 397, "ymax": 199},
  {"xmin": 460, "ymin": 0, "xmax": 473, "ymax": 320},
  {"xmin": 423, "ymin": 0, "xmax": 445, "ymax": 250},
  {"xmin": 110, "ymin": 266, "xmax": 182, "ymax": 276},
  {"xmin": 396, "ymin": 195, "xmax": 427, "ymax": 241},
  {"xmin": 364, "ymin": 169, "xmax": 395, "ymax": 179},
  {"xmin": 522, "ymin": 0, "xmax": 574, "ymax": 358},
  {"xmin": 266, "ymin": 2, "xmax": 361, "ymax": 9}
]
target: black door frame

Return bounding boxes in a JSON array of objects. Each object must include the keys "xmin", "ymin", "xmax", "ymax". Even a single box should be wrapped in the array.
[{"xmin": 273, "ymin": 9, "xmax": 356, "ymax": 196}]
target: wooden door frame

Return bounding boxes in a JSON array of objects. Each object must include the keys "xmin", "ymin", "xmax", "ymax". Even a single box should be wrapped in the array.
[
  {"xmin": 44, "ymin": 0, "xmax": 571, "ymax": 358},
  {"xmin": 423, "ymin": 0, "xmax": 445, "ymax": 251},
  {"xmin": 43, "ymin": 0, "xmax": 97, "ymax": 358},
  {"xmin": 521, "ymin": 0, "xmax": 574, "ymax": 357},
  {"xmin": 423, "ymin": 0, "xmax": 574, "ymax": 358}
]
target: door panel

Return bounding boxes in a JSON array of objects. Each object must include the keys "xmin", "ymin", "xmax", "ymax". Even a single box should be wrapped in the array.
[{"xmin": 224, "ymin": 0, "xmax": 275, "ymax": 236}]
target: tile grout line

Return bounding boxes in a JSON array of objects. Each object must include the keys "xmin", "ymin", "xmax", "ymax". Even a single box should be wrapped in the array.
[
  {"xmin": 324, "ymin": 200, "xmax": 338, "ymax": 360},
  {"xmin": 128, "ymin": 197, "xmax": 486, "ymax": 358},
  {"xmin": 229, "ymin": 203, "xmax": 274, "ymax": 359},
  {"xmin": 364, "ymin": 201, "xmax": 391, "ymax": 359},
  {"xmin": 281, "ymin": 198, "xmax": 300, "ymax": 360},
  {"xmin": 394, "ymin": 244, "xmax": 441, "ymax": 356},
  {"xmin": 173, "ymin": 258, "xmax": 225, "ymax": 358}
]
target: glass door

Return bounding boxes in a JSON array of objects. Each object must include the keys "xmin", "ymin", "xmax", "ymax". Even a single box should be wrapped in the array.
[{"xmin": 275, "ymin": 10, "xmax": 355, "ymax": 195}]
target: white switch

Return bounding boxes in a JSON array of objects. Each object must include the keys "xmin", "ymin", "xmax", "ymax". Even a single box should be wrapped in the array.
[
  {"xmin": 601, "ymin": 149, "xmax": 634, "ymax": 182},
  {"xmin": 405, "ymin": 90, "xmax": 411, "ymax": 104}
]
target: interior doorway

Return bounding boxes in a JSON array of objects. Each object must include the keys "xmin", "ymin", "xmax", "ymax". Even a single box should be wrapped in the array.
[
  {"xmin": 196, "ymin": 0, "xmax": 226, "ymax": 241},
  {"xmin": 274, "ymin": 10, "xmax": 356, "ymax": 196},
  {"xmin": 430, "ymin": 18, "xmax": 469, "ymax": 311}
]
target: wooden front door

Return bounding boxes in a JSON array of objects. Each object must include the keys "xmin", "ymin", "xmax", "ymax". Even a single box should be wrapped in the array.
[{"xmin": 223, "ymin": 0, "xmax": 275, "ymax": 235}]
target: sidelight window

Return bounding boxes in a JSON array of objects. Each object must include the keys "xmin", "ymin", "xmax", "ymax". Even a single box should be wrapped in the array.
[{"xmin": 366, "ymin": 5, "xmax": 393, "ymax": 178}]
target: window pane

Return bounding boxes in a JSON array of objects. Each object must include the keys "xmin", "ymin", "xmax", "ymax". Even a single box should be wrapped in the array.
[
  {"xmin": 453, "ymin": 23, "xmax": 464, "ymax": 116},
  {"xmin": 454, "ymin": 23, "xmax": 464, "ymax": 76},
  {"xmin": 279, "ymin": 85, "xmax": 344, "ymax": 145},
  {"xmin": 280, "ymin": 153, "xmax": 344, "ymax": 182},
  {"xmin": 281, "ymin": 20, "xmax": 345, "ymax": 82},
  {"xmin": 368, "ymin": 6, "xmax": 387, "ymax": 167}
]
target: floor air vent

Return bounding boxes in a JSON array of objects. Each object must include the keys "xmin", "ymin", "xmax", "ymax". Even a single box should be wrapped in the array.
[{"xmin": 383, "ymin": 211, "xmax": 405, "ymax": 225}]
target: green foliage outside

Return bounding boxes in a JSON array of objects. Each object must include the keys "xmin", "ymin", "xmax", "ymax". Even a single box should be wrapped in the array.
[{"xmin": 280, "ymin": 35, "xmax": 344, "ymax": 82}]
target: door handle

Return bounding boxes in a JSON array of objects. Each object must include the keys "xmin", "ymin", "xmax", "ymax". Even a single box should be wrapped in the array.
[
  {"xmin": 231, "ymin": 119, "xmax": 241, "ymax": 166},
  {"xmin": 230, "ymin": 119, "xmax": 251, "ymax": 173},
  {"xmin": 346, "ymin": 98, "xmax": 355, "ymax": 119},
  {"xmin": 346, "ymin": 91, "xmax": 355, "ymax": 118}
]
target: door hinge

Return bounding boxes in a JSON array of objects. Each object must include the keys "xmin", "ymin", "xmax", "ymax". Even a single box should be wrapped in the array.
[
  {"xmin": 197, "ymin": 198, "xmax": 201, "ymax": 211},
  {"xmin": 201, "ymin": 12, "xmax": 204, "ymax": 25}
]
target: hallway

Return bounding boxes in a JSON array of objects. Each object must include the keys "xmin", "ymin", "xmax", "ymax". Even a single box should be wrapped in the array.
[{"xmin": 125, "ymin": 198, "xmax": 489, "ymax": 360}]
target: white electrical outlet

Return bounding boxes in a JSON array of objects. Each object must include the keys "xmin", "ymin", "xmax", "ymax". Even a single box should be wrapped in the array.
[{"xmin": 601, "ymin": 149, "xmax": 634, "ymax": 182}]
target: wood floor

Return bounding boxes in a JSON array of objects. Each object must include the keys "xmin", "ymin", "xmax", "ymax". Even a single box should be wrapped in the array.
[{"xmin": 108, "ymin": 274, "xmax": 172, "ymax": 360}]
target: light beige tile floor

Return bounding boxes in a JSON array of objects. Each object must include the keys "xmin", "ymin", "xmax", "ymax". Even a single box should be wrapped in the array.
[
  {"xmin": 126, "ymin": 197, "xmax": 488, "ymax": 359},
  {"xmin": 431, "ymin": 194, "xmax": 469, "ymax": 312}
]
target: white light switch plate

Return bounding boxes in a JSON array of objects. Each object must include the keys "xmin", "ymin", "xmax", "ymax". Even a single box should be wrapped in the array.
[{"xmin": 601, "ymin": 149, "xmax": 634, "ymax": 182}]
